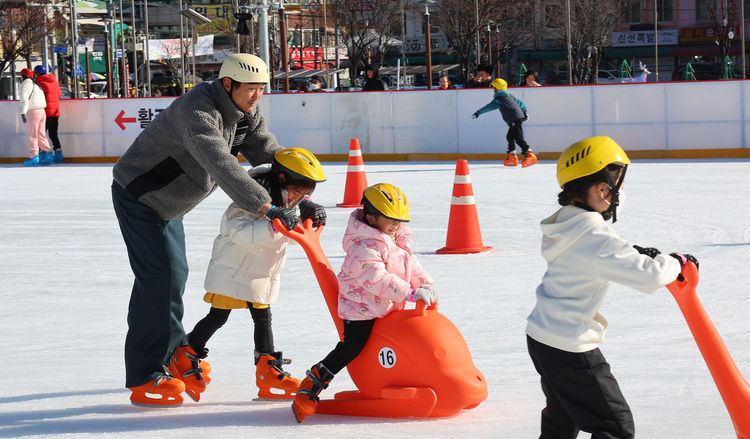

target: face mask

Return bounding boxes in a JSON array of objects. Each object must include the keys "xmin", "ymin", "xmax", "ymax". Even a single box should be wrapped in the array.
[{"xmin": 310, "ymin": 82, "xmax": 320, "ymax": 90}]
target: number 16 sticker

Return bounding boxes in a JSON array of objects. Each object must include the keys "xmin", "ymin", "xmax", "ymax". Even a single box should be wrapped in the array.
[{"xmin": 378, "ymin": 347, "xmax": 397, "ymax": 368}]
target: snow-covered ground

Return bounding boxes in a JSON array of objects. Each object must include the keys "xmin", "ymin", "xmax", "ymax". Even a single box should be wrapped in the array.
[{"xmin": 1, "ymin": 159, "xmax": 748, "ymax": 438}]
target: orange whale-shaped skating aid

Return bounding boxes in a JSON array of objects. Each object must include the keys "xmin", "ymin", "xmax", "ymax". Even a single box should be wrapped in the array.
[
  {"xmin": 275, "ymin": 219, "xmax": 488, "ymax": 418},
  {"xmin": 667, "ymin": 262, "xmax": 750, "ymax": 439}
]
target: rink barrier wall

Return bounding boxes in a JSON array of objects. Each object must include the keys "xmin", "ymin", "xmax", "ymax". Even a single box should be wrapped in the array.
[{"xmin": 2, "ymin": 79, "xmax": 750, "ymax": 163}]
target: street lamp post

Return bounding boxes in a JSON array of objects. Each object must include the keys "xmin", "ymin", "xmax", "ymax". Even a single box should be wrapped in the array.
[
  {"xmin": 419, "ymin": 0, "xmax": 435, "ymax": 89},
  {"xmin": 119, "ymin": 0, "xmax": 126, "ymax": 97},
  {"xmin": 487, "ymin": 22, "xmax": 492, "ymax": 66},
  {"xmin": 565, "ymin": 0, "xmax": 572, "ymax": 85},
  {"xmin": 278, "ymin": 3, "xmax": 289, "ymax": 92},
  {"xmin": 654, "ymin": 1, "xmax": 658, "ymax": 82},
  {"xmin": 130, "ymin": 0, "xmax": 138, "ymax": 95},
  {"xmin": 144, "ymin": 0, "xmax": 150, "ymax": 95}
]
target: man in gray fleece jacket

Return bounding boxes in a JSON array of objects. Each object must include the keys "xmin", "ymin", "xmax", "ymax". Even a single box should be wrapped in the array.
[{"xmin": 112, "ymin": 54, "xmax": 310, "ymax": 406}]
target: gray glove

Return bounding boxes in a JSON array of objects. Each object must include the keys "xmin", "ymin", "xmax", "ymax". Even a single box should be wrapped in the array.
[
  {"xmin": 265, "ymin": 205, "xmax": 299, "ymax": 230},
  {"xmin": 414, "ymin": 284, "xmax": 439, "ymax": 305},
  {"xmin": 21, "ymin": 114, "xmax": 27, "ymax": 123},
  {"xmin": 420, "ymin": 284, "xmax": 439, "ymax": 304}
]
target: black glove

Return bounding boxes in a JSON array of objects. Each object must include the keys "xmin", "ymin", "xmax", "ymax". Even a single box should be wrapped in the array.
[
  {"xmin": 265, "ymin": 206, "xmax": 299, "ymax": 230},
  {"xmin": 298, "ymin": 199, "xmax": 326, "ymax": 227},
  {"xmin": 633, "ymin": 245, "xmax": 661, "ymax": 259},
  {"xmin": 21, "ymin": 114, "xmax": 27, "ymax": 123},
  {"xmin": 670, "ymin": 252, "xmax": 699, "ymax": 270},
  {"xmin": 472, "ymin": 112, "xmax": 479, "ymax": 119}
]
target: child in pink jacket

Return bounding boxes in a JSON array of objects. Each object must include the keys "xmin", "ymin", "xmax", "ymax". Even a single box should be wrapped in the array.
[{"xmin": 292, "ymin": 183, "xmax": 439, "ymax": 423}]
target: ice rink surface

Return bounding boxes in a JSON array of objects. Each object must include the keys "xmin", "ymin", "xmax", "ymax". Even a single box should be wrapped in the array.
[{"xmin": 1, "ymin": 159, "xmax": 749, "ymax": 438}]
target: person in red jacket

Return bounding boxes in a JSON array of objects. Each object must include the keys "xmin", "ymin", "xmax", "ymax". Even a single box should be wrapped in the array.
[{"xmin": 34, "ymin": 65, "xmax": 64, "ymax": 163}]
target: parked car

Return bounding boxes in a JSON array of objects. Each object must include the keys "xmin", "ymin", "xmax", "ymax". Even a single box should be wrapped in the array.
[
  {"xmin": 671, "ymin": 61, "xmax": 724, "ymax": 81},
  {"xmin": 596, "ymin": 70, "xmax": 621, "ymax": 84}
]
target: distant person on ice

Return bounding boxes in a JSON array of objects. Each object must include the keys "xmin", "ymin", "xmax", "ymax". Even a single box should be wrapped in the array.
[
  {"xmin": 111, "ymin": 53, "xmax": 321, "ymax": 407},
  {"xmin": 471, "ymin": 78, "xmax": 537, "ymax": 167},
  {"xmin": 525, "ymin": 135, "xmax": 698, "ymax": 439},
  {"xmin": 19, "ymin": 68, "xmax": 52, "ymax": 167},
  {"xmin": 185, "ymin": 147, "xmax": 327, "ymax": 401},
  {"xmin": 34, "ymin": 65, "xmax": 65, "ymax": 163},
  {"xmin": 292, "ymin": 183, "xmax": 439, "ymax": 423}
]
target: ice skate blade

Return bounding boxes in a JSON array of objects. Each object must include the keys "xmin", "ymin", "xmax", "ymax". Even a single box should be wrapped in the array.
[
  {"xmin": 130, "ymin": 399, "xmax": 184, "ymax": 408},
  {"xmin": 130, "ymin": 392, "xmax": 184, "ymax": 407},
  {"xmin": 252, "ymin": 397, "xmax": 294, "ymax": 402},
  {"xmin": 256, "ymin": 388, "xmax": 297, "ymax": 400}
]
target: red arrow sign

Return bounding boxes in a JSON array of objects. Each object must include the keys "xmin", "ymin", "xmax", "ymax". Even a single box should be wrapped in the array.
[{"xmin": 115, "ymin": 110, "xmax": 137, "ymax": 131}]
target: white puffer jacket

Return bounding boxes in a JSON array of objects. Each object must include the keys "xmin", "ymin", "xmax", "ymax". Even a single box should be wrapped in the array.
[
  {"xmin": 20, "ymin": 78, "xmax": 47, "ymax": 115},
  {"xmin": 203, "ymin": 202, "xmax": 289, "ymax": 305}
]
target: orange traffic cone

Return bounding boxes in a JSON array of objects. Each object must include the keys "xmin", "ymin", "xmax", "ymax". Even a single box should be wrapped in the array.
[
  {"xmin": 436, "ymin": 160, "xmax": 492, "ymax": 254},
  {"xmin": 337, "ymin": 138, "xmax": 369, "ymax": 208}
]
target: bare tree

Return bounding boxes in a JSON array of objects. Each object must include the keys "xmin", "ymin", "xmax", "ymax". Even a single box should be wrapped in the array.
[
  {"xmin": 0, "ymin": 0, "xmax": 63, "ymax": 76},
  {"xmin": 329, "ymin": 0, "xmax": 403, "ymax": 78},
  {"xmin": 431, "ymin": 0, "xmax": 536, "ymax": 84},
  {"xmin": 548, "ymin": 0, "xmax": 624, "ymax": 84},
  {"xmin": 705, "ymin": 0, "xmax": 738, "ymax": 65}
]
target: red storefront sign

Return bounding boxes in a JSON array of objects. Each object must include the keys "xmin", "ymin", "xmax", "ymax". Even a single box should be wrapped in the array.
[
  {"xmin": 289, "ymin": 47, "xmax": 326, "ymax": 69},
  {"xmin": 680, "ymin": 26, "xmax": 740, "ymax": 44}
]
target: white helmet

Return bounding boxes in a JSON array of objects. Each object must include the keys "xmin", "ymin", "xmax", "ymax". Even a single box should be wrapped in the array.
[{"xmin": 219, "ymin": 53, "xmax": 269, "ymax": 84}]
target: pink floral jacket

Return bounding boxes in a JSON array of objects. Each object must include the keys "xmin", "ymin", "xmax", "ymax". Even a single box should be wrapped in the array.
[{"xmin": 337, "ymin": 209, "xmax": 433, "ymax": 321}]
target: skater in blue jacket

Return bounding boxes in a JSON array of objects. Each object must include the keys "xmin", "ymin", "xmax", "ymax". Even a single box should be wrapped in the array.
[{"xmin": 472, "ymin": 78, "xmax": 537, "ymax": 167}]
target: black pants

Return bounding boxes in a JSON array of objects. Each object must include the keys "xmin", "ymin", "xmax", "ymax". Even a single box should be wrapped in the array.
[
  {"xmin": 527, "ymin": 335, "xmax": 635, "ymax": 439},
  {"xmin": 46, "ymin": 116, "xmax": 62, "ymax": 151},
  {"xmin": 506, "ymin": 121, "xmax": 530, "ymax": 155},
  {"xmin": 188, "ymin": 305, "xmax": 275, "ymax": 355},
  {"xmin": 112, "ymin": 182, "xmax": 189, "ymax": 388},
  {"xmin": 320, "ymin": 319, "xmax": 375, "ymax": 375}
]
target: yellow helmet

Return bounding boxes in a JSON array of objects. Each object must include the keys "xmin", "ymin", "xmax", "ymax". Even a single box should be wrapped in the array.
[
  {"xmin": 556, "ymin": 136, "xmax": 630, "ymax": 188},
  {"xmin": 273, "ymin": 147, "xmax": 326, "ymax": 183},
  {"xmin": 361, "ymin": 183, "xmax": 410, "ymax": 222},
  {"xmin": 491, "ymin": 78, "xmax": 507, "ymax": 90},
  {"xmin": 219, "ymin": 53, "xmax": 269, "ymax": 84}
]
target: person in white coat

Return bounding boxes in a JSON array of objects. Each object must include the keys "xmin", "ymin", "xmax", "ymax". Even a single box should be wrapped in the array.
[
  {"xmin": 19, "ymin": 68, "xmax": 52, "ymax": 166},
  {"xmin": 526, "ymin": 136, "xmax": 698, "ymax": 439},
  {"xmin": 184, "ymin": 147, "xmax": 327, "ymax": 401}
]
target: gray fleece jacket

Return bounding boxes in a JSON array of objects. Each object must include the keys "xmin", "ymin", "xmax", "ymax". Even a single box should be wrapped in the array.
[{"xmin": 113, "ymin": 79, "xmax": 282, "ymax": 219}]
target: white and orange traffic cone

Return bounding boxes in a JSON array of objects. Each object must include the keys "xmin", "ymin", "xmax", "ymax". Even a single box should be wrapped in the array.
[
  {"xmin": 436, "ymin": 160, "xmax": 492, "ymax": 254},
  {"xmin": 337, "ymin": 138, "xmax": 369, "ymax": 208}
]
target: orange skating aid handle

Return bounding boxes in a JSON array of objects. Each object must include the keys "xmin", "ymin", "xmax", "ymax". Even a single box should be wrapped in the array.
[
  {"xmin": 667, "ymin": 262, "xmax": 750, "ymax": 439},
  {"xmin": 274, "ymin": 218, "xmax": 345, "ymax": 339}
]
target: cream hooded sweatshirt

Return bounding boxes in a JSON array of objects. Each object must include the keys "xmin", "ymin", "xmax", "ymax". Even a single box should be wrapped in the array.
[{"xmin": 526, "ymin": 205, "xmax": 682, "ymax": 353}]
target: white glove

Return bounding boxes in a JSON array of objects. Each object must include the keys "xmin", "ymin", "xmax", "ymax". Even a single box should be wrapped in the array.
[{"xmin": 413, "ymin": 284, "xmax": 439, "ymax": 305}]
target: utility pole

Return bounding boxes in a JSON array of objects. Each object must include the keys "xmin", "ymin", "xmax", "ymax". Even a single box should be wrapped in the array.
[
  {"xmin": 654, "ymin": 0, "xmax": 658, "ymax": 82},
  {"xmin": 144, "ymin": 0, "xmax": 151, "ymax": 95},
  {"xmin": 259, "ymin": 0, "xmax": 270, "ymax": 93},
  {"xmin": 130, "ymin": 0, "xmax": 138, "ymax": 95},
  {"xmin": 566, "ymin": 0, "xmax": 572, "ymax": 85},
  {"xmin": 71, "ymin": 0, "xmax": 80, "ymax": 98}
]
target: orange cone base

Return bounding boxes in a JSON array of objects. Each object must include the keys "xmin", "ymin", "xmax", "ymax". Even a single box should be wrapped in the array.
[
  {"xmin": 336, "ymin": 202, "xmax": 363, "ymax": 208},
  {"xmin": 315, "ymin": 386, "xmax": 439, "ymax": 418},
  {"xmin": 436, "ymin": 245, "xmax": 492, "ymax": 255}
]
